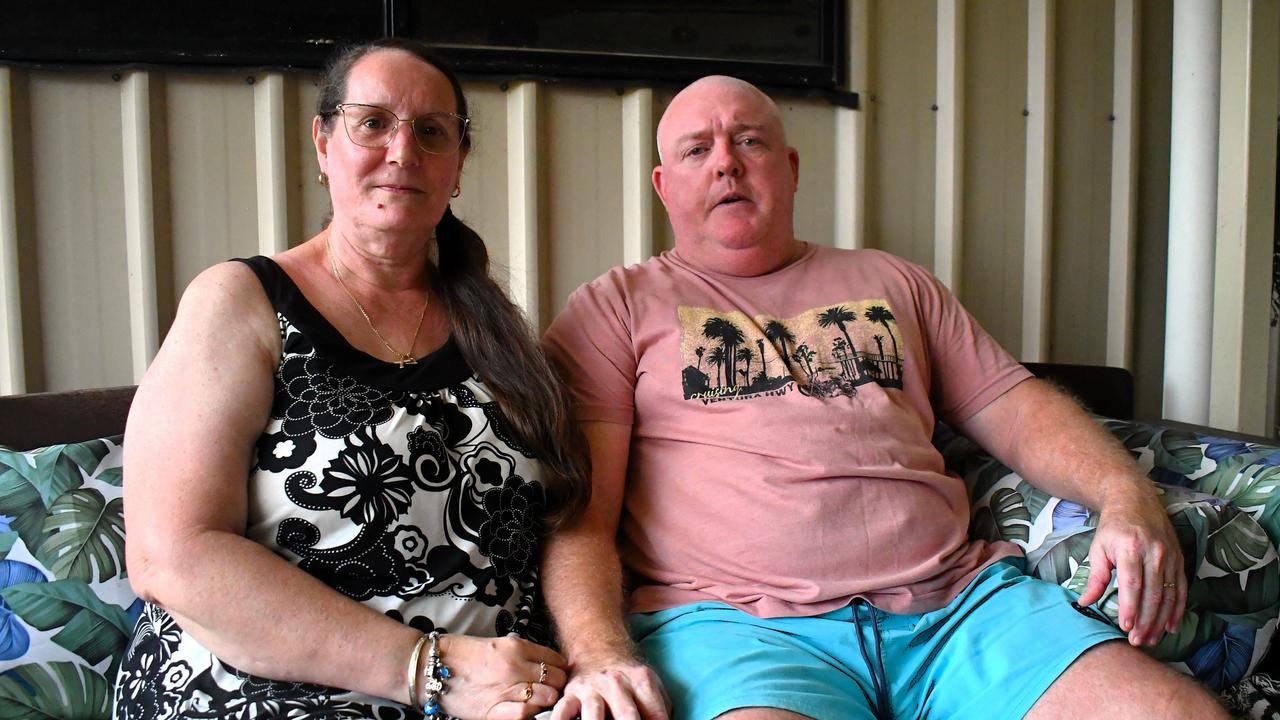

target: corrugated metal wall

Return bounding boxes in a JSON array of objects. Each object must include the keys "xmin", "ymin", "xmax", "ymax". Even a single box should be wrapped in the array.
[{"xmin": 0, "ymin": 0, "xmax": 1276, "ymax": 434}]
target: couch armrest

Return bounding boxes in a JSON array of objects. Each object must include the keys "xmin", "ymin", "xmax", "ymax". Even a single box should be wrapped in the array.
[
  {"xmin": 1104, "ymin": 418, "xmax": 1280, "ymax": 542},
  {"xmin": 939, "ymin": 417, "xmax": 1280, "ymax": 691}
]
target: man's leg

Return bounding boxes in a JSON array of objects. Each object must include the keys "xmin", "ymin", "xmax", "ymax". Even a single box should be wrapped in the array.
[
  {"xmin": 1027, "ymin": 641, "xmax": 1227, "ymax": 719},
  {"xmin": 630, "ymin": 603, "xmax": 877, "ymax": 720}
]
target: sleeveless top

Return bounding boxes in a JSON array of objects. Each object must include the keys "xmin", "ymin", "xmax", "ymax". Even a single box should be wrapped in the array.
[{"xmin": 113, "ymin": 256, "xmax": 549, "ymax": 719}]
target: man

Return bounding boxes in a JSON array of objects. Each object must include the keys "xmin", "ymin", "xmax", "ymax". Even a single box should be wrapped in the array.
[{"xmin": 541, "ymin": 76, "xmax": 1224, "ymax": 720}]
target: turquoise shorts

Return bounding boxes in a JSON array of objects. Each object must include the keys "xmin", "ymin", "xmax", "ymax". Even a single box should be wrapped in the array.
[{"xmin": 628, "ymin": 559, "xmax": 1124, "ymax": 720}]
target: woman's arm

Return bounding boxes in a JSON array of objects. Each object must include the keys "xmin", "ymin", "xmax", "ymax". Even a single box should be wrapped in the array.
[
  {"xmin": 125, "ymin": 261, "xmax": 422, "ymax": 700},
  {"xmin": 124, "ymin": 262, "xmax": 566, "ymax": 715}
]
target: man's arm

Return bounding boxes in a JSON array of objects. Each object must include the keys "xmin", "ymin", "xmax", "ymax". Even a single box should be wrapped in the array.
[
  {"xmin": 544, "ymin": 421, "xmax": 670, "ymax": 720},
  {"xmin": 955, "ymin": 378, "xmax": 1185, "ymax": 647}
]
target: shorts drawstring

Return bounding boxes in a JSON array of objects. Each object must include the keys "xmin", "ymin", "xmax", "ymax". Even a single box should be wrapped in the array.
[{"xmin": 852, "ymin": 598, "xmax": 893, "ymax": 720}]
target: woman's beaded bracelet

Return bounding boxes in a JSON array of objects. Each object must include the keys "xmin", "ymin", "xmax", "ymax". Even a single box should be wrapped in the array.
[{"xmin": 420, "ymin": 630, "xmax": 452, "ymax": 717}]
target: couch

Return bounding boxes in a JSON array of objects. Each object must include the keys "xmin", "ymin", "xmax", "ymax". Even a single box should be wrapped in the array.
[{"xmin": 1, "ymin": 383, "xmax": 1279, "ymax": 718}]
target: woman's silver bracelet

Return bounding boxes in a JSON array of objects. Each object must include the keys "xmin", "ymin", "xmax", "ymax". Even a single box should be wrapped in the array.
[
  {"xmin": 407, "ymin": 634, "xmax": 430, "ymax": 707},
  {"xmin": 421, "ymin": 630, "xmax": 451, "ymax": 717}
]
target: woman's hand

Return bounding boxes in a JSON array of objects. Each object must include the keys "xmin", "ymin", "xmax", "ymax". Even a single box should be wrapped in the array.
[{"xmin": 432, "ymin": 634, "xmax": 569, "ymax": 720}]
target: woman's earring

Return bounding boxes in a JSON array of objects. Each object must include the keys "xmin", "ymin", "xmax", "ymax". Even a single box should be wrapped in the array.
[
  {"xmin": 318, "ymin": 172, "xmax": 329, "ymax": 187},
  {"xmin": 450, "ymin": 185, "xmax": 461, "ymax": 198}
]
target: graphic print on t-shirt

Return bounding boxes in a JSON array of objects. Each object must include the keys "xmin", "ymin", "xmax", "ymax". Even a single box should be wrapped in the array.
[{"xmin": 679, "ymin": 300, "xmax": 904, "ymax": 404}]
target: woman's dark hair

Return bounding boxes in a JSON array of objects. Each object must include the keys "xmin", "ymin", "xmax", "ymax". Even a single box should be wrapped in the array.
[
  {"xmin": 315, "ymin": 37, "xmax": 471, "ymax": 152},
  {"xmin": 314, "ymin": 39, "xmax": 590, "ymax": 530}
]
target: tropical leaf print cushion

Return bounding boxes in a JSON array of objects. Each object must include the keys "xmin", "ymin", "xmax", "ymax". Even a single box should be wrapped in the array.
[
  {"xmin": 0, "ymin": 436, "xmax": 140, "ymax": 719},
  {"xmin": 942, "ymin": 420, "xmax": 1280, "ymax": 692}
]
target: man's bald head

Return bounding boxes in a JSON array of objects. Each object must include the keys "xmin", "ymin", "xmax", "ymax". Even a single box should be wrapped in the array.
[
  {"xmin": 656, "ymin": 76, "xmax": 788, "ymax": 164},
  {"xmin": 649, "ymin": 74, "xmax": 801, "ymax": 277}
]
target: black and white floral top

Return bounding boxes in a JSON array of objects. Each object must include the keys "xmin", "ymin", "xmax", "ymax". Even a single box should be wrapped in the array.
[{"xmin": 114, "ymin": 256, "xmax": 549, "ymax": 719}]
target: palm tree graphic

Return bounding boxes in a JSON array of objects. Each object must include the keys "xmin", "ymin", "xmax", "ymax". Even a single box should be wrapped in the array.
[
  {"xmin": 818, "ymin": 306, "xmax": 863, "ymax": 380},
  {"xmin": 867, "ymin": 335, "xmax": 886, "ymax": 378},
  {"xmin": 755, "ymin": 338, "xmax": 767, "ymax": 380},
  {"xmin": 737, "ymin": 347, "xmax": 753, "ymax": 386},
  {"xmin": 763, "ymin": 320, "xmax": 796, "ymax": 374},
  {"xmin": 703, "ymin": 317, "xmax": 746, "ymax": 388},
  {"xmin": 706, "ymin": 346, "xmax": 726, "ymax": 388},
  {"xmin": 792, "ymin": 344, "xmax": 817, "ymax": 379},
  {"xmin": 864, "ymin": 305, "xmax": 900, "ymax": 361},
  {"xmin": 695, "ymin": 346, "xmax": 705, "ymax": 372}
]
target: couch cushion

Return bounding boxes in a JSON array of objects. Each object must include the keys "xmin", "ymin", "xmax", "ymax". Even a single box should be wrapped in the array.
[{"xmin": 0, "ymin": 435, "xmax": 139, "ymax": 718}]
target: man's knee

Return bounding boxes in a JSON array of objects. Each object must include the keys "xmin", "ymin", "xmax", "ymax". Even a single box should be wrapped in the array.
[{"xmin": 1030, "ymin": 641, "xmax": 1228, "ymax": 719}]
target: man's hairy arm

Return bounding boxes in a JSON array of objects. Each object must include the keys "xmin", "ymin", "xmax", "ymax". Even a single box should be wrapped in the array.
[
  {"xmin": 956, "ymin": 378, "xmax": 1185, "ymax": 647},
  {"xmin": 544, "ymin": 421, "xmax": 670, "ymax": 720}
]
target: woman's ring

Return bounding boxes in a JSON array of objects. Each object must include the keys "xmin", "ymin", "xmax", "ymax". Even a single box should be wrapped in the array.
[
  {"xmin": 538, "ymin": 661, "xmax": 548, "ymax": 684},
  {"xmin": 522, "ymin": 682, "xmax": 534, "ymax": 701},
  {"xmin": 1162, "ymin": 582, "xmax": 1176, "ymax": 589}
]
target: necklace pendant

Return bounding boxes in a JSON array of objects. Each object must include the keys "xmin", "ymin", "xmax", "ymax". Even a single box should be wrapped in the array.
[{"xmin": 326, "ymin": 235, "xmax": 430, "ymax": 371}]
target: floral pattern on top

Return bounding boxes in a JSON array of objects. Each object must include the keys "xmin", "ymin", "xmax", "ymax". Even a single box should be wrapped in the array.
[
  {"xmin": 112, "ymin": 257, "xmax": 548, "ymax": 719},
  {"xmin": 275, "ymin": 353, "xmax": 402, "ymax": 439}
]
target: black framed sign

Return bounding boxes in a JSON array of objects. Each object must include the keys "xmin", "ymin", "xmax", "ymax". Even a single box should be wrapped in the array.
[
  {"xmin": 0, "ymin": 2, "xmax": 385, "ymax": 69},
  {"xmin": 0, "ymin": 1, "xmax": 842, "ymax": 92},
  {"xmin": 393, "ymin": 0, "xmax": 842, "ymax": 89}
]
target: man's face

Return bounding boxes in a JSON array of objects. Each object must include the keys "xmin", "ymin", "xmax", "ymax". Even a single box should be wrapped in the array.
[{"xmin": 652, "ymin": 77, "xmax": 800, "ymax": 276}]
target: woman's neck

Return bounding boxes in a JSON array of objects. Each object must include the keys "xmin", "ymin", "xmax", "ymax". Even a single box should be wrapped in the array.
[{"xmin": 322, "ymin": 223, "xmax": 433, "ymax": 294}]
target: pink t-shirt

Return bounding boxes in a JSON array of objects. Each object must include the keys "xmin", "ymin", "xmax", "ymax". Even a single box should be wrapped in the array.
[{"xmin": 544, "ymin": 244, "xmax": 1029, "ymax": 617}]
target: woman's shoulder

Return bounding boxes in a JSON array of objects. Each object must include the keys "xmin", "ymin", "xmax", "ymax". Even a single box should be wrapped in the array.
[
  {"xmin": 181, "ymin": 260, "xmax": 275, "ymax": 319},
  {"xmin": 167, "ymin": 261, "xmax": 281, "ymax": 360},
  {"xmin": 130, "ymin": 261, "xmax": 282, "ymax": 456}
]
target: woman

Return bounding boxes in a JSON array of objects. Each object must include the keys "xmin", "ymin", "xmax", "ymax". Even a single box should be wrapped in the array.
[{"xmin": 113, "ymin": 39, "xmax": 588, "ymax": 719}]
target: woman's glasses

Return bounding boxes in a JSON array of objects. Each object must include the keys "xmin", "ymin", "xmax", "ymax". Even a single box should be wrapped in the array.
[{"xmin": 331, "ymin": 103, "xmax": 469, "ymax": 155}]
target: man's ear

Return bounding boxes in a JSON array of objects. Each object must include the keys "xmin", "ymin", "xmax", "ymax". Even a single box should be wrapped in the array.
[
  {"xmin": 788, "ymin": 147, "xmax": 800, "ymax": 191},
  {"xmin": 652, "ymin": 165, "xmax": 669, "ymax": 209},
  {"xmin": 313, "ymin": 115, "xmax": 329, "ymax": 176}
]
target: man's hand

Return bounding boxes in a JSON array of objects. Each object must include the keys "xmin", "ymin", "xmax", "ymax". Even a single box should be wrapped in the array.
[
  {"xmin": 550, "ymin": 657, "xmax": 670, "ymax": 720},
  {"xmin": 955, "ymin": 379, "xmax": 1189, "ymax": 648},
  {"xmin": 540, "ymin": 421, "xmax": 671, "ymax": 720},
  {"xmin": 1076, "ymin": 486, "xmax": 1185, "ymax": 647}
]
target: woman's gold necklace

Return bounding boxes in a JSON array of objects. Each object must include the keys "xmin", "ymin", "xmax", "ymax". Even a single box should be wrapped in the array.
[{"xmin": 326, "ymin": 235, "xmax": 429, "ymax": 368}]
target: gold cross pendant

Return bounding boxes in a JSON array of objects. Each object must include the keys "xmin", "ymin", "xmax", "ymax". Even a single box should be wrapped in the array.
[{"xmin": 395, "ymin": 354, "xmax": 418, "ymax": 369}]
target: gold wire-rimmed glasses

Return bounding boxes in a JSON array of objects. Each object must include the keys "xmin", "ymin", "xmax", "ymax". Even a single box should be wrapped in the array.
[{"xmin": 330, "ymin": 103, "xmax": 470, "ymax": 155}]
